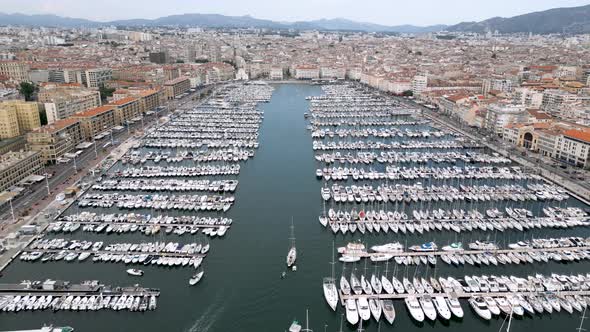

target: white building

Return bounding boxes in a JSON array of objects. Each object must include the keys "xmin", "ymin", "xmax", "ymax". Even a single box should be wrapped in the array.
[
  {"xmin": 412, "ymin": 75, "xmax": 428, "ymax": 95},
  {"xmin": 485, "ymin": 103, "xmax": 528, "ymax": 136},
  {"xmin": 270, "ymin": 67, "xmax": 283, "ymax": 80},
  {"xmin": 294, "ymin": 65, "xmax": 320, "ymax": 80}
]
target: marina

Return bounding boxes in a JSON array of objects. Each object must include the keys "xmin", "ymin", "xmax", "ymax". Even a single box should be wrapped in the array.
[
  {"xmin": 310, "ymin": 83, "xmax": 590, "ymax": 328},
  {"xmin": 2, "ymin": 83, "xmax": 590, "ymax": 332}
]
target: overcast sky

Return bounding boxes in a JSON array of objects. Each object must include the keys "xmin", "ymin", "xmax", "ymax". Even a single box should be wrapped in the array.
[{"xmin": 3, "ymin": 0, "xmax": 589, "ymax": 25}]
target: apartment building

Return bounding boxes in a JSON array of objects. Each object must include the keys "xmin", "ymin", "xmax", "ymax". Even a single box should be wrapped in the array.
[
  {"xmin": 0, "ymin": 151, "xmax": 42, "ymax": 192},
  {"xmin": 269, "ymin": 67, "xmax": 284, "ymax": 80},
  {"xmin": 541, "ymin": 89, "xmax": 579, "ymax": 112},
  {"xmin": 411, "ymin": 75, "xmax": 428, "ymax": 95},
  {"xmin": 485, "ymin": 103, "xmax": 528, "ymax": 136},
  {"xmin": 0, "ymin": 100, "xmax": 41, "ymax": 137},
  {"xmin": 38, "ymin": 84, "xmax": 102, "ymax": 124},
  {"xmin": 83, "ymin": 68, "xmax": 112, "ymax": 88},
  {"xmin": 164, "ymin": 76, "xmax": 190, "ymax": 100},
  {"xmin": 108, "ymin": 97, "xmax": 141, "ymax": 125},
  {"xmin": 27, "ymin": 118, "xmax": 82, "ymax": 164},
  {"xmin": 0, "ymin": 106, "xmax": 20, "ymax": 139},
  {"xmin": 0, "ymin": 61, "xmax": 30, "ymax": 81},
  {"xmin": 133, "ymin": 89, "xmax": 162, "ymax": 113},
  {"xmin": 482, "ymin": 78, "xmax": 513, "ymax": 97},
  {"xmin": 555, "ymin": 129, "xmax": 590, "ymax": 168},
  {"xmin": 514, "ymin": 87, "xmax": 544, "ymax": 108},
  {"xmin": 320, "ymin": 67, "xmax": 346, "ymax": 80},
  {"xmin": 294, "ymin": 65, "xmax": 320, "ymax": 80},
  {"xmin": 72, "ymin": 105, "xmax": 116, "ymax": 140}
]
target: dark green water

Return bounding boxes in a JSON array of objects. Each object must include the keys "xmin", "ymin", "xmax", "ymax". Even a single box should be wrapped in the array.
[{"xmin": 1, "ymin": 84, "xmax": 589, "ymax": 332}]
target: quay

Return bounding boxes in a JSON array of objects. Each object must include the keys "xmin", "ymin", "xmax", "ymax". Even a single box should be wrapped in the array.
[
  {"xmin": 0, "ymin": 281, "xmax": 160, "ymax": 297},
  {"xmin": 21, "ymin": 248, "xmax": 207, "ymax": 258},
  {"xmin": 347, "ymin": 245, "xmax": 590, "ymax": 258},
  {"xmin": 338, "ymin": 289, "xmax": 590, "ymax": 304}
]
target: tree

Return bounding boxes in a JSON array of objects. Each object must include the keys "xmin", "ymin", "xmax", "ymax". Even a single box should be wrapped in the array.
[
  {"xmin": 99, "ymin": 85, "xmax": 115, "ymax": 102},
  {"xmin": 491, "ymin": 53, "xmax": 497, "ymax": 59},
  {"xmin": 19, "ymin": 81, "xmax": 36, "ymax": 101},
  {"xmin": 402, "ymin": 90, "xmax": 414, "ymax": 97}
]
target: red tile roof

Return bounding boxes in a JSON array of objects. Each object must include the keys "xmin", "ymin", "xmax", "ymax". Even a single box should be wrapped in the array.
[
  {"xmin": 108, "ymin": 96, "xmax": 138, "ymax": 106},
  {"xmin": 73, "ymin": 105, "xmax": 115, "ymax": 118},
  {"xmin": 564, "ymin": 129, "xmax": 590, "ymax": 144}
]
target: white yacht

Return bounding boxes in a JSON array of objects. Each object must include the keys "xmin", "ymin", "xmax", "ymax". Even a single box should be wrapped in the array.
[
  {"xmin": 446, "ymin": 296, "xmax": 464, "ymax": 318},
  {"xmin": 434, "ymin": 296, "xmax": 452, "ymax": 320},
  {"xmin": 382, "ymin": 299, "xmax": 396, "ymax": 324},
  {"xmin": 287, "ymin": 222, "xmax": 297, "ymax": 268},
  {"xmin": 469, "ymin": 296, "xmax": 492, "ymax": 320},
  {"xmin": 322, "ymin": 243, "xmax": 338, "ymax": 311},
  {"xmin": 357, "ymin": 297, "xmax": 371, "ymax": 321},
  {"xmin": 126, "ymin": 269, "xmax": 143, "ymax": 276},
  {"xmin": 419, "ymin": 295, "xmax": 437, "ymax": 321},
  {"xmin": 368, "ymin": 298, "xmax": 382, "ymax": 321},
  {"xmin": 345, "ymin": 299, "xmax": 359, "ymax": 325},
  {"xmin": 189, "ymin": 271, "xmax": 204, "ymax": 286},
  {"xmin": 405, "ymin": 296, "xmax": 425, "ymax": 322}
]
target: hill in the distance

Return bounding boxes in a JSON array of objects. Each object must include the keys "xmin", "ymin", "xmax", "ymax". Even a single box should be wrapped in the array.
[
  {"xmin": 2, "ymin": 3, "xmax": 590, "ymax": 34},
  {"xmin": 447, "ymin": 4, "xmax": 590, "ymax": 34}
]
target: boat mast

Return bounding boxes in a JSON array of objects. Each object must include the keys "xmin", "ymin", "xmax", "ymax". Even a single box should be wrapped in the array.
[
  {"xmin": 302, "ymin": 309, "xmax": 313, "ymax": 332},
  {"xmin": 331, "ymin": 241, "xmax": 335, "ymax": 281},
  {"xmin": 290, "ymin": 217, "xmax": 296, "ymax": 249},
  {"xmin": 576, "ymin": 306, "xmax": 587, "ymax": 332},
  {"xmin": 337, "ymin": 314, "xmax": 343, "ymax": 332}
]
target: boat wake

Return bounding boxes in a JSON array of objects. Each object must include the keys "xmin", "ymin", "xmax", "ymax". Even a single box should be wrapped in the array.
[{"xmin": 186, "ymin": 292, "xmax": 226, "ymax": 332}]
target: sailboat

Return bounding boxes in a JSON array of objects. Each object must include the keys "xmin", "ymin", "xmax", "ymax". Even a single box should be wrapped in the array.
[
  {"xmin": 287, "ymin": 220, "xmax": 297, "ymax": 270},
  {"xmin": 290, "ymin": 309, "xmax": 313, "ymax": 332},
  {"xmin": 323, "ymin": 242, "xmax": 339, "ymax": 311}
]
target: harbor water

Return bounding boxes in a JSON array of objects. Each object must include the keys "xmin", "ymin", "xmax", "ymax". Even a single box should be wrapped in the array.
[{"xmin": 1, "ymin": 83, "xmax": 589, "ymax": 332}]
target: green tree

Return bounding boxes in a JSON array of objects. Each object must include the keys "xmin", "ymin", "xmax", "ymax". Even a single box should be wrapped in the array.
[
  {"xmin": 99, "ymin": 85, "xmax": 116, "ymax": 102},
  {"xmin": 402, "ymin": 90, "xmax": 414, "ymax": 97},
  {"xmin": 19, "ymin": 81, "xmax": 36, "ymax": 101}
]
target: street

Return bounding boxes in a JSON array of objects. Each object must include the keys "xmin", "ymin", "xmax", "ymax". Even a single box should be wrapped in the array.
[{"xmin": 0, "ymin": 84, "xmax": 218, "ymax": 225}]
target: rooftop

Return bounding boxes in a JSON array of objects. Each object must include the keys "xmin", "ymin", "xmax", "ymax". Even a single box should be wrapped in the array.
[
  {"xmin": 73, "ymin": 105, "xmax": 115, "ymax": 118},
  {"xmin": 564, "ymin": 129, "xmax": 590, "ymax": 144},
  {"xmin": 29, "ymin": 118, "xmax": 79, "ymax": 135},
  {"xmin": 0, "ymin": 151, "xmax": 39, "ymax": 173},
  {"xmin": 108, "ymin": 96, "xmax": 139, "ymax": 106},
  {"xmin": 164, "ymin": 76, "xmax": 189, "ymax": 86}
]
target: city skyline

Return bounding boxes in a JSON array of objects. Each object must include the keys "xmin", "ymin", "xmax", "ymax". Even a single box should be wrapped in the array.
[{"xmin": 1, "ymin": 0, "xmax": 589, "ymax": 26}]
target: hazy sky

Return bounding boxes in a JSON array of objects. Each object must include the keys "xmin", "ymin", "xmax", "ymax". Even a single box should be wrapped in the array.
[{"xmin": 3, "ymin": 0, "xmax": 590, "ymax": 25}]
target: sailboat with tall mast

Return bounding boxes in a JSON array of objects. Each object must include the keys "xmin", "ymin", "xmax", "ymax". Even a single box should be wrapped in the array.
[
  {"xmin": 287, "ymin": 219, "xmax": 297, "ymax": 270},
  {"xmin": 323, "ymin": 241, "xmax": 339, "ymax": 311}
]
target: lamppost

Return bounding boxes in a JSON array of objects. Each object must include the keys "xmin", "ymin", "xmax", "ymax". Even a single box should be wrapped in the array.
[
  {"xmin": 42, "ymin": 164, "xmax": 50, "ymax": 196},
  {"xmin": 9, "ymin": 197, "xmax": 15, "ymax": 223}
]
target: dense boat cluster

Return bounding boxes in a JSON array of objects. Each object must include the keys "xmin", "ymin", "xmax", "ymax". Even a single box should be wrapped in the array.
[
  {"xmin": 307, "ymin": 83, "xmax": 590, "ymax": 327},
  {"xmin": 14, "ymin": 83, "xmax": 273, "ymax": 314},
  {"xmin": 47, "ymin": 212, "xmax": 232, "ymax": 237}
]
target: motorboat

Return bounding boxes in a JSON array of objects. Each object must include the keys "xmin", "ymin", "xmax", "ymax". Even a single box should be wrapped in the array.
[
  {"xmin": 433, "ymin": 296, "xmax": 452, "ymax": 320},
  {"xmin": 357, "ymin": 297, "xmax": 371, "ymax": 321},
  {"xmin": 382, "ymin": 299, "xmax": 396, "ymax": 324},
  {"xmin": 405, "ymin": 296, "xmax": 425, "ymax": 322},
  {"xmin": 189, "ymin": 271, "xmax": 204, "ymax": 285},
  {"xmin": 126, "ymin": 269, "xmax": 143, "ymax": 276},
  {"xmin": 345, "ymin": 299, "xmax": 359, "ymax": 325},
  {"xmin": 446, "ymin": 296, "xmax": 464, "ymax": 318},
  {"xmin": 469, "ymin": 297, "xmax": 492, "ymax": 320},
  {"xmin": 419, "ymin": 295, "xmax": 437, "ymax": 321}
]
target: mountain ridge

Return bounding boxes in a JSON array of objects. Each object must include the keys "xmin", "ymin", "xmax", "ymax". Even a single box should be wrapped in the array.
[{"xmin": 2, "ymin": 4, "xmax": 590, "ymax": 34}]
